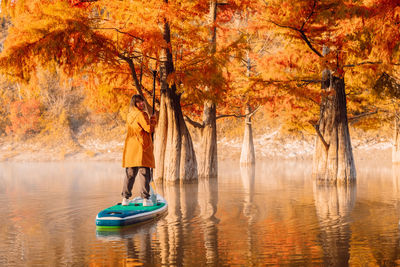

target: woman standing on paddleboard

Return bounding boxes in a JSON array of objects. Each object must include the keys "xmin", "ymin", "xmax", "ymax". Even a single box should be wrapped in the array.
[{"xmin": 121, "ymin": 94, "xmax": 157, "ymax": 206}]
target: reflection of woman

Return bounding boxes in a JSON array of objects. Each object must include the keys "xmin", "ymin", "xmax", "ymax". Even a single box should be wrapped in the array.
[{"xmin": 121, "ymin": 94, "xmax": 156, "ymax": 206}]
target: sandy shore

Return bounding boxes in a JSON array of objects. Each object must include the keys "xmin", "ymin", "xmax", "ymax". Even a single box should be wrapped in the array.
[{"xmin": 0, "ymin": 136, "xmax": 392, "ymax": 163}]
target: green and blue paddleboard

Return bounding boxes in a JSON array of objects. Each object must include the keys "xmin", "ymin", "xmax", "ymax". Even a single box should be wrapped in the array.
[{"xmin": 96, "ymin": 195, "xmax": 168, "ymax": 229}]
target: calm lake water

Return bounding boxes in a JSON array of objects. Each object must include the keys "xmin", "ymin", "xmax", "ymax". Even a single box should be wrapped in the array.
[{"xmin": 0, "ymin": 159, "xmax": 400, "ymax": 266}]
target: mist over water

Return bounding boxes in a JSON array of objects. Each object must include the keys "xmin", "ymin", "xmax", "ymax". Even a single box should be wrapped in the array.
[{"xmin": 0, "ymin": 159, "xmax": 399, "ymax": 266}]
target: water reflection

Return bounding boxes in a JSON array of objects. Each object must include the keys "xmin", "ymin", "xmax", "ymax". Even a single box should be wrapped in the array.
[
  {"xmin": 241, "ymin": 164, "xmax": 255, "ymax": 219},
  {"xmin": 198, "ymin": 177, "xmax": 219, "ymax": 266},
  {"xmin": 159, "ymin": 182, "xmax": 203, "ymax": 266},
  {"xmin": 313, "ymin": 183, "xmax": 356, "ymax": 266},
  {"xmin": 94, "ymin": 179, "xmax": 219, "ymax": 266},
  {"xmin": 355, "ymin": 163, "xmax": 400, "ymax": 266},
  {"xmin": 393, "ymin": 164, "xmax": 400, "ymax": 196},
  {"xmin": 240, "ymin": 164, "xmax": 257, "ymax": 264},
  {"xmin": 4, "ymin": 161, "xmax": 400, "ymax": 265},
  {"xmin": 342, "ymin": 163, "xmax": 400, "ymax": 266}
]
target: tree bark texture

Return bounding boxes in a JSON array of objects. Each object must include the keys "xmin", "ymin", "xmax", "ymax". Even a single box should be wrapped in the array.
[
  {"xmin": 392, "ymin": 115, "xmax": 400, "ymax": 163},
  {"xmin": 240, "ymin": 104, "xmax": 255, "ymax": 165},
  {"xmin": 154, "ymin": 94, "xmax": 168, "ymax": 183},
  {"xmin": 198, "ymin": 101, "xmax": 218, "ymax": 178},
  {"xmin": 153, "ymin": 17, "xmax": 198, "ymax": 184},
  {"xmin": 197, "ymin": 0, "xmax": 218, "ymax": 179},
  {"xmin": 312, "ymin": 75, "xmax": 356, "ymax": 184}
]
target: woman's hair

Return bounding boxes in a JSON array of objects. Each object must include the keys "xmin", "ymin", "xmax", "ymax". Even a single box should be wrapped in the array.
[{"xmin": 130, "ymin": 94, "xmax": 144, "ymax": 108}]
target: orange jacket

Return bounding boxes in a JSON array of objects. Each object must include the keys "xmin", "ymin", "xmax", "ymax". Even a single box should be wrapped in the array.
[{"xmin": 122, "ymin": 107, "xmax": 155, "ymax": 168}]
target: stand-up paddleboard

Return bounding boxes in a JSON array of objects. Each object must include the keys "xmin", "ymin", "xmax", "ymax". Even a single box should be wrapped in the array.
[{"xmin": 96, "ymin": 195, "xmax": 167, "ymax": 229}]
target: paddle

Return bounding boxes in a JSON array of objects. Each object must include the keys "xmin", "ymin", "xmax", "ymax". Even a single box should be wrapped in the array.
[
  {"xmin": 150, "ymin": 70, "xmax": 158, "ymax": 203},
  {"xmin": 152, "ymin": 70, "xmax": 156, "ymax": 115}
]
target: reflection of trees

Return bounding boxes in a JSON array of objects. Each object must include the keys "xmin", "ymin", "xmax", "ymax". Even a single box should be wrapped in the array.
[
  {"xmin": 393, "ymin": 164, "xmax": 400, "ymax": 195},
  {"xmin": 313, "ymin": 183, "xmax": 356, "ymax": 267},
  {"xmin": 98, "ymin": 180, "xmax": 218, "ymax": 266},
  {"xmin": 198, "ymin": 177, "xmax": 219, "ymax": 266},
  {"xmin": 240, "ymin": 164, "xmax": 257, "ymax": 264},
  {"xmin": 347, "ymin": 164, "xmax": 400, "ymax": 265},
  {"xmin": 157, "ymin": 184, "xmax": 183, "ymax": 266},
  {"xmin": 241, "ymin": 165, "xmax": 255, "ymax": 218},
  {"xmin": 156, "ymin": 183, "xmax": 199, "ymax": 266},
  {"xmin": 351, "ymin": 164, "xmax": 400, "ymax": 266}
]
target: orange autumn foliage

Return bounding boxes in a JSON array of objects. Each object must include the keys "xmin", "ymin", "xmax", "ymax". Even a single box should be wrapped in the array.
[
  {"xmin": 0, "ymin": 0, "xmax": 249, "ymax": 113},
  {"xmin": 245, "ymin": 0, "xmax": 400, "ymax": 133},
  {"xmin": 1, "ymin": 0, "xmax": 400, "ymax": 140},
  {"xmin": 6, "ymin": 99, "xmax": 41, "ymax": 137}
]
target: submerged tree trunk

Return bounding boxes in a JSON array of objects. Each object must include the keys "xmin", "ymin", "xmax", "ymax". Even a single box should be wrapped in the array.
[
  {"xmin": 312, "ymin": 75, "xmax": 356, "ymax": 184},
  {"xmin": 392, "ymin": 114, "xmax": 400, "ymax": 163},
  {"xmin": 197, "ymin": 0, "xmax": 218, "ymax": 179},
  {"xmin": 153, "ymin": 16, "xmax": 198, "ymax": 184},
  {"xmin": 240, "ymin": 104, "xmax": 255, "ymax": 165},
  {"xmin": 198, "ymin": 101, "xmax": 218, "ymax": 178}
]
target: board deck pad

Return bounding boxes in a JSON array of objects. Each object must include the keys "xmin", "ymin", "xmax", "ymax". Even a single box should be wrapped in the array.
[{"xmin": 96, "ymin": 197, "xmax": 168, "ymax": 229}]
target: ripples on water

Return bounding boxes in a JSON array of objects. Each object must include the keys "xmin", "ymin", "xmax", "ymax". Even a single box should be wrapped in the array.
[{"xmin": 0, "ymin": 159, "xmax": 400, "ymax": 266}]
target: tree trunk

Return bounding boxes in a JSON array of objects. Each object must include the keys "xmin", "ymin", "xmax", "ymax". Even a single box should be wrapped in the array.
[
  {"xmin": 312, "ymin": 75, "xmax": 356, "ymax": 184},
  {"xmin": 240, "ymin": 104, "xmax": 255, "ymax": 165},
  {"xmin": 392, "ymin": 115, "xmax": 400, "ymax": 163},
  {"xmin": 198, "ymin": 101, "xmax": 218, "ymax": 178},
  {"xmin": 153, "ymin": 16, "xmax": 198, "ymax": 184},
  {"xmin": 197, "ymin": 0, "xmax": 218, "ymax": 179},
  {"xmin": 154, "ymin": 93, "xmax": 167, "ymax": 183}
]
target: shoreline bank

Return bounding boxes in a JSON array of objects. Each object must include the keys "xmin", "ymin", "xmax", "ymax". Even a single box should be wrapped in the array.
[{"xmin": 0, "ymin": 138, "xmax": 392, "ymax": 163}]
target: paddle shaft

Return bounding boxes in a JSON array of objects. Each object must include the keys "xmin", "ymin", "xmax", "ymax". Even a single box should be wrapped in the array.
[
  {"xmin": 150, "ymin": 70, "xmax": 158, "ymax": 196},
  {"xmin": 152, "ymin": 70, "xmax": 156, "ymax": 115}
]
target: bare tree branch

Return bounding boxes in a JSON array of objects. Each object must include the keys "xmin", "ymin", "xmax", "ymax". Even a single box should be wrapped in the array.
[
  {"xmin": 259, "ymin": 78, "xmax": 322, "ymax": 85},
  {"xmin": 93, "ymin": 27, "xmax": 144, "ymax": 42},
  {"xmin": 348, "ymin": 109, "xmax": 378, "ymax": 123},
  {"xmin": 119, "ymin": 55, "xmax": 155, "ymax": 111},
  {"xmin": 184, "ymin": 115, "xmax": 204, "ymax": 129},
  {"xmin": 313, "ymin": 124, "xmax": 329, "ymax": 151},
  {"xmin": 306, "ymin": 96, "xmax": 319, "ymax": 105},
  {"xmin": 343, "ymin": 61, "xmax": 382, "ymax": 68},
  {"xmin": 297, "ymin": 30, "xmax": 323, "ymax": 57},
  {"xmin": 216, "ymin": 114, "xmax": 246, "ymax": 119},
  {"xmin": 344, "ymin": 61, "xmax": 400, "ymax": 68},
  {"xmin": 301, "ymin": 0, "xmax": 317, "ymax": 30},
  {"xmin": 216, "ymin": 107, "xmax": 260, "ymax": 120},
  {"xmin": 248, "ymin": 105, "xmax": 261, "ymax": 118},
  {"xmin": 119, "ymin": 55, "xmax": 141, "ymax": 92},
  {"xmin": 268, "ymin": 20, "xmax": 323, "ymax": 57}
]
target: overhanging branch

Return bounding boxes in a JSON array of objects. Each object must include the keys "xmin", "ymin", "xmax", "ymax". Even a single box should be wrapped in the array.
[
  {"xmin": 348, "ymin": 109, "xmax": 378, "ymax": 124},
  {"xmin": 216, "ymin": 114, "xmax": 246, "ymax": 119},
  {"xmin": 301, "ymin": 0, "xmax": 317, "ymax": 30},
  {"xmin": 343, "ymin": 61, "xmax": 382, "ymax": 68},
  {"xmin": 92, "ymin": 27, "xmax": 144, "ymax": 42},
  {"xmin": 268, "ymin": 20, "xmax": 322, "ymax": 57},
  {"xmin": 119, "ymin": 54, "xmax": 156, "ymax": 111},
  {"xmin": 119, "ymin": 55, "xmax": 142, "ymax": 93},
  {"xmin": 298, "ymin": 30, "xmax": 323, "ymax": 57},
  {"xmin": 216, "ymin": 107, "xmax": 260, "ymax": 120}
]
